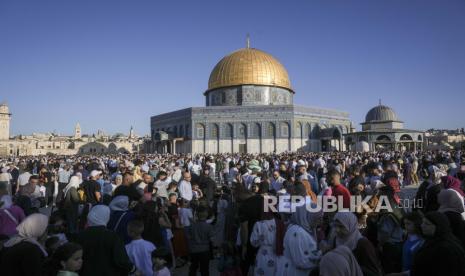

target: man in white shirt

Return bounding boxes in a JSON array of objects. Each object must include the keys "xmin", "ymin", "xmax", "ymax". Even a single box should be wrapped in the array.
[
  {"xmin": 0, "ymin": 167, "xmax": 12, "ymax": 195},
  {"xmin": 206, "ymin": 159, "xmax": 216, "ymax": 179},
  {"xmin": 17, "ymin": 169, "xmax": 32, "ymax": 194},
  {"xmin": 191, "ymin": 162, "xmax": 202, "ymax": 176},
  {"xmin": 178, "ymin": 171, "xmax": 193, "ymax": 201},
  {"xmin": 154, "ymin": 171, "xmax": 171, "ymax": 199},
  {"xmin": 58, "ymin": 165, "xmax": 72, "ymax": 184},
  {"xmin": 171, "ymin": 162, "xmax": 182, "ymax": 183}
]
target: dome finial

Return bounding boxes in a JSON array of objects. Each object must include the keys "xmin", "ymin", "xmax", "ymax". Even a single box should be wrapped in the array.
[{"xmin": 246, "ymin": 33, "xmax": 250, "ymax": 49}]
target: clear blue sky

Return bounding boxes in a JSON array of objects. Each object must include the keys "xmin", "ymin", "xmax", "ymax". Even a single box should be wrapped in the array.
[{"xmin": 1, "ymin": 0, "xmax": 464, "ymax": 136}]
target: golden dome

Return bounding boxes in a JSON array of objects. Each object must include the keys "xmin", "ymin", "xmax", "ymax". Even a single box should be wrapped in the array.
[{"xmin": 207, "ymin": 48, "xmax": 293, "ymax": 92}]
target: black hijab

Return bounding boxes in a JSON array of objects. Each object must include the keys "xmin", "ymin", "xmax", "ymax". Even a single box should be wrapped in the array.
[{"xmin": 411, "ymin": 211, "xmax": 465, "ymax": 276}]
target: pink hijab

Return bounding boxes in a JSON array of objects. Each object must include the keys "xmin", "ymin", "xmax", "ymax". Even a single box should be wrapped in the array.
[{"xmin": 441, "ymin": 176, "xmax": 465, "ymax": 197}]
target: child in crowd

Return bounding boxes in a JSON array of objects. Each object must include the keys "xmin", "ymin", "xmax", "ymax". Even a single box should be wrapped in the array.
[
  {"xmin": 192, "ymin": 183, "xmax": 203, "ymax": 200},
  {"xmin": 178, "ymin": 199, "xmax": 193, "ymax": 228},
  {"xmin": 167, "ymin": 182, "xmax": 178, "ymax": 197},
  {"xmin": 152, "ymin": 247, "xmax": 172, "ymax": 276},
  {"xmin": 53, "ymin": 242, "xmax": 83, "ymax": 276},
  {"xmin": 125, "ymin": 219, "xmax": 156, "ymax": 276},
  {"xmin": 187, "ymin": 206, "xmax": 215, "ymax": 276},
  {"xmin": 401, "ymin": 212, "xmax": 424, "ymax": 272}
]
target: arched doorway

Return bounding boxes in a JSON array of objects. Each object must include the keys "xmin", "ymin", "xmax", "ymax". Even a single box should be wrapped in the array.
[
  {"xmin": 319, "ymin": 127, "xmax": 342, "ymax": 152},
  {"xmin": 375, "ymin": 135, "xmax": 392, "ymax": 150},
  {"xmin": 400, "ymin": 134, "xmax": 414, "ymax": 151}
]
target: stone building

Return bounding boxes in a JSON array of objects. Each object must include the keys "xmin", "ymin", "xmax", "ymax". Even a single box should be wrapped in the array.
[
  {"xmin": 344, "ymin": 103, "xmax": 425, "ymax": 152},
  {"xmin": 0, "ymin": 103, "xmax": 145, "ymax": 156},
  {"xmin": 0, "ymin": 103, "xmax": 11, "ymax": 140},
  {"xmin": 150, "ymin": 44, "xmax": 352, "ymax": 154},
  {"xmin": 425, "ymin": 129, "xmax": 465, "ymax": 150}
]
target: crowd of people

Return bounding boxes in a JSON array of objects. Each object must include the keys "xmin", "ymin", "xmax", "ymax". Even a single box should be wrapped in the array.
[{"xmin": 0, "ymin": 150, "xmax": 464, "ymax": 276}]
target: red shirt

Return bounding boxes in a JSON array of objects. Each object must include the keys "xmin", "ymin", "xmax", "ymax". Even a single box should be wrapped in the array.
[{"xmin": 331, "ymin": 184, "xmax": 351, "ymax": 209}]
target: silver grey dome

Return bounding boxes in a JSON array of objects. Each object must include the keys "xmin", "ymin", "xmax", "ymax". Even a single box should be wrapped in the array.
[{"xmin": 365, "ymin": 105, "xmax": 400, "ymax": 122}]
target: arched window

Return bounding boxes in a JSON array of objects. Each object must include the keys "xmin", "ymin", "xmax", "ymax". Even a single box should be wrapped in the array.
[
  {"xmin": 238, "ymin": 123, "xmax": 247, "ymax": 138},
  {"xmin": 400, "ymin": 134, "xmax": 413, "ymax": 141},
  {"xmin": 333, "ymin": 128, "xmax": 342, "ymax": 139},
  {"xmin": 210, "ymin": 124, "xmax": 219, "ymax": 139},
  {"xmin": 267, "ymin": 123, "xmax": 276, "ymax": 138},
  {"xmin": 377, "ymin": 135, "xmax": 391, "ymax": 141},
  {"xmin": 306, "ymin": 123, "xmax": 311, "ymax": 138},
  {"xmin": 224, "ymin": 123, "xmax": 233, "ymax": 138},
  {"xmin": 295, "ymin": 122, "xmax": 302, "ymax": 138},
  {"xmin": 417, "ymin": 135, "xmax": 422, "ymax": 141},
  {"xmin": 253, "ymin": 123, "xmax": 261, "ymax": 137},
  {"xmin": 196, "ymin": 124, "xmax": 205, "ymax": 139},
  {"xmin": 179, "ymin": 125, "xmax": 184, "ymax": 137},
  {"xmin": 280, "ymin": 122, "xmax": 289, "ymax": 137}
]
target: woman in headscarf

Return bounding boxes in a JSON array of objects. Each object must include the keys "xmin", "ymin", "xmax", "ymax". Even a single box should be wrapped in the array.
[
  {"xmin": 276, "ymin": 204, "xmax": 322, "ymax": 276},
  {"xmin": 300, "ymin": 179, "xmax": 318, "ymax": 203},
  {"xmin": 410, "ymin": 211, "xmax": 465, "ymax": 276},
  {"xmin": 401, "ymin": 211, "xmax": 424, "ymax": 272},
  {"xmin": 320, "ymin": 245, "xmax": 363, "ymax": 276},
  {"xmin": 107, "ymin": 195, "xmax": 135, "ymax": 244},
  {"xmin": 0, "ymin": 213, "xmax": 49, "ymax": 276},
  {"xmin": 333, "ymin": 211, "xmax": 382, "ymax": 276},
  {"xmin": 249, "ymin": 202, "xmax": 284, "ymax": 276},
  {"xmin": 437, "ymin": 189, "xmax": 465, "ymax": 248},
  {"xmin": 62, "ymin": 176, "xmax": 81, "ymax": 234},
  {"xmin": 414, "ymin": 165, "xmax": 446, "ymax": 213},
  {"xmin": 441, "ymin": 175, "xmax": 465, "ymax": 197},
  {"xmin": 376, "ymin": 176, "xmax": 404, "ymax": 273},
  {"xmin": 0, "ymin": 195, "xmax": 26, "ymax": 237},
  {"xmin": 77, "ymin": 205, "xmax": 136, "ymax": 276}
]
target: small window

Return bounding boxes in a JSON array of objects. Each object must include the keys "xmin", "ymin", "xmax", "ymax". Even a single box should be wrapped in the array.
[
  {"xmin": 267, "ymin": 123, "xmax": 275, "ymax": 137},
  {"xmin": 197, "ymin": 126, "xmax": 204, "ymax": 138},
  {"xmin": 281, "ymin": 124, "xmax": 289, "ymax": 137},
  {"xmin": 211, "ymin": 125, "xmax": 218, "ymax": 138}
]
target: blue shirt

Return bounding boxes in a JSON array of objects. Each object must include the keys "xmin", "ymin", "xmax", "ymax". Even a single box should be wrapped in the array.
[{"xmin": 402, "ymin": 235, "xmax": 423, "ymax": 271}]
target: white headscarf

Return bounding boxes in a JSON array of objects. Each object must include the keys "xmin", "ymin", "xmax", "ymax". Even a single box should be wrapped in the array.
[
  {"xmin": 109, "ymin": 195, "xmax": 129, "ymax": 212},
  {"xmin": 290, "ymin": 203, "xmax": 323, "ymax": 235},
  {"xmin": 63, "ymin": 176, "xmax": 82, "ymax": 197},
  {"xmin": 334, "ymin": 211, "xmax": 363, "ymax": 250},
  {"xmin": 87, "ymin": 205, "xmax": 110, "ymax": 227},
  {"xmin": 4, "ymin": 213, "xmax": 49, "ymax": 256}
]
